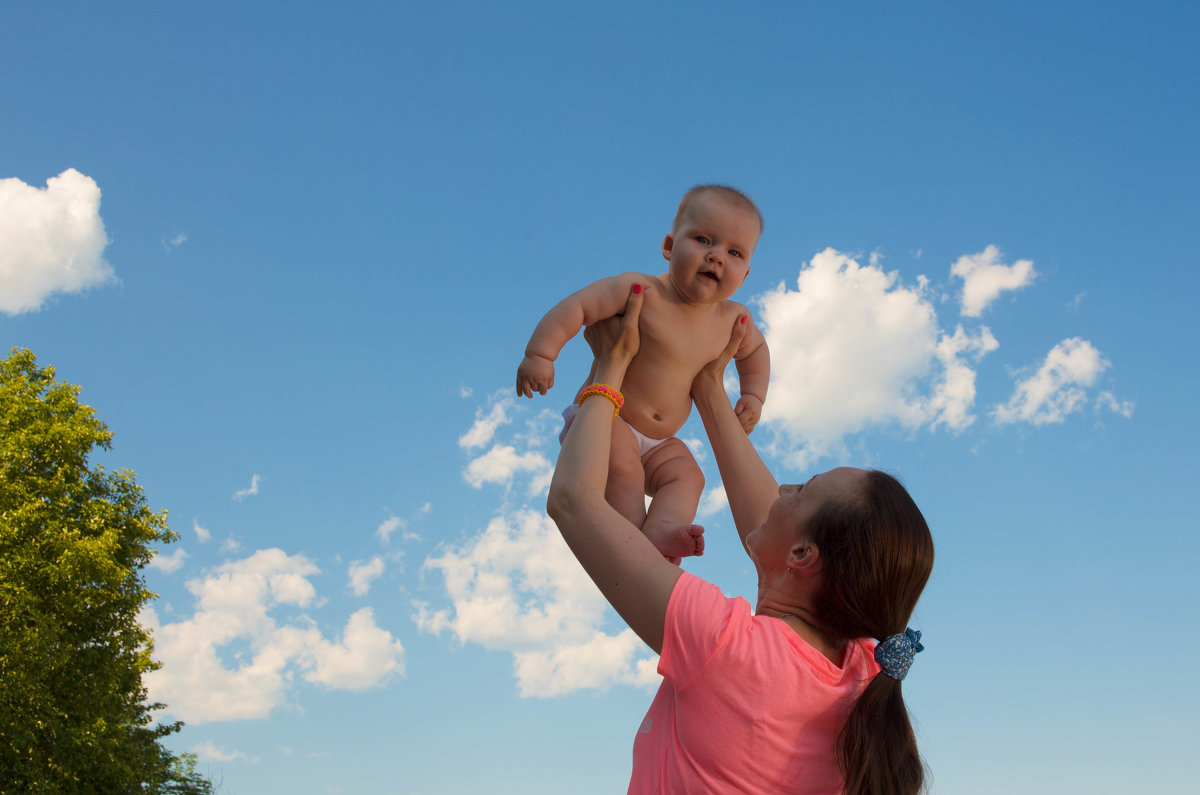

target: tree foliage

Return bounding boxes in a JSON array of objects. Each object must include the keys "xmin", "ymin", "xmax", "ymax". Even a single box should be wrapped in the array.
[{"xmin": 0, "ymin": 349, "xmax": 211, "ymax": 793}]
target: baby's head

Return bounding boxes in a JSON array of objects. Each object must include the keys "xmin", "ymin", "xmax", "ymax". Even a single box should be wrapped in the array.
[
  {"xmin": 663, "ymin": 184, "xmax": 762, "ymax": 303},
  {"xmin": 672, "ymin": 185, "xmax": 763, "ymax": 239}
]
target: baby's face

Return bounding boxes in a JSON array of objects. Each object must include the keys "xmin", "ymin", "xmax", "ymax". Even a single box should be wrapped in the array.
[{"xmin": 662, "ymin": 193, "xmax": 760, "ymax": 305}]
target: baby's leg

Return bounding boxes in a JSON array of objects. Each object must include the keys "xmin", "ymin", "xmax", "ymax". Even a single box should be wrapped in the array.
[
  {"xmin": 641, "ymin": 438, "xmax": 705, "ymax": 562},
  {"xmin": 606, "ymin": 419, "xmax": 648, "ymax": 530}
]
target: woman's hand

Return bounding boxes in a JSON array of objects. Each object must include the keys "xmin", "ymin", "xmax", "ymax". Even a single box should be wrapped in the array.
[
  {"xmin": 584, "ymin": 284, "xmax": 644, "ymax": 383},
  {"xmin": 692, "ymin": 314, "xmax": 749, "ymax": 399}
]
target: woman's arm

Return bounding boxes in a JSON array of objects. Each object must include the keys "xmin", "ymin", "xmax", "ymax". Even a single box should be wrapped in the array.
[
  {"xmin": 691, "ymin": 315, "xmax": 781, "ymax": 554},
  {"xmin": 546, "ymin": 285, "xmax": 683, "ymax": 655}
]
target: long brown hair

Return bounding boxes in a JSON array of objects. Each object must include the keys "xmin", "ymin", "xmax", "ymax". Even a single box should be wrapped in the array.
[{"xmin": 805, "ymin": 470, "xmax": 935, "ymax": 795}]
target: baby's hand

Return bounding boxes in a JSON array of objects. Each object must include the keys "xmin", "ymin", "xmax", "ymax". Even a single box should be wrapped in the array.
[
  {"xmin": 517, "ymin": 354, "xmax": 555, "ymax": 398},
  {"xmin": 734, "ymin": 395, "xmax": 762, "ymax": 434}
]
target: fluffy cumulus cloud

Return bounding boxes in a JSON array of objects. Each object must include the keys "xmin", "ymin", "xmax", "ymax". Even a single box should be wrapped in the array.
[
  {"xmin": 143, "ymin": 549, "xmax": 404, "ymax": 723},
  {"xmin": 928, "ymin": 324, "xmax": 1000, "ymax": 431},
  {"xmin": 416, "ymin": 398, "xmax": 659, "ymax": 697},
  {"xmin": 148, "ymin": 546, "xmax": 189, "ymax": 574},
  {"xmin": 347, "ymin": 556, "xmax": 385, "ymax": 596},
  {"xmin": 414, "ymin": 506, "xmax": 658, "ymax": 697},
  {"xmin": 993, "ymin": 337, "xmax": 1114, "ymax": 425},
  {"xmin": 759, "ymin": 248, "xmax": 993, "ymax": 468},
  {"xmin": 0, "ymin": 169, "xmax": 114, "ymax": 314},
  {"xmin": 458, "ymin": 394, "xmax": 556, "ymax": 495},
  {"xmin": 458, "ymin": 396, "xmax": 515, "ymax": 449},
  {"xmin": 697, "ymin": 485, "xmax": 729, "ymax": 519},
  {"xmin": 462, "ymin": 445, "xmax": 553, "ymax": 495},
  {"xmin": 376, "ymin": 515, "xmax": 403, "ymax": 543},
  {"xmin": 951, "ymin": 245, "xmax": 1036, "ymax": 317}
]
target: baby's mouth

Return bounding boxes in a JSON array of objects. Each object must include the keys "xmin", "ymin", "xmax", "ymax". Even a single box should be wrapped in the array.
[{"xmin": 700, "ymin": 270, "xmax": 720, "ymax": 283}]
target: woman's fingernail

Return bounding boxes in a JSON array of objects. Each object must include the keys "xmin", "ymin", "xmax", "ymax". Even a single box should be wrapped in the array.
[
  {"xmin": 740, "ymin": 315, "xmax": 747, "ymax": 325},
  {"xmin": 633, "ymin": 284, "xmax": 642, "ymax": 294}
]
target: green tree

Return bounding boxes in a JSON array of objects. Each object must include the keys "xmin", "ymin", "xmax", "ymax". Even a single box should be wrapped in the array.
[{"xmin": 0, "ymin": 349, "xmax": 212, "ymax": 793}]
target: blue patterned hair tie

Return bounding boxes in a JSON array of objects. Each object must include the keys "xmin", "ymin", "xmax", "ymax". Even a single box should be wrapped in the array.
[{"xmin": 874, "ymin": 628, "xmax": 924, "ymax": 681}]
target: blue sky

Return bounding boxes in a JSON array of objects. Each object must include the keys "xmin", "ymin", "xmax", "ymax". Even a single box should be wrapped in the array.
[{"xmin": 3, "ymin": 2, "xmax": 1198, "ymax": 793}]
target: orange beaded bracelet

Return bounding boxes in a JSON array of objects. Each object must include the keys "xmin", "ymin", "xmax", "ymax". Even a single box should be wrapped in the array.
[{"xmin": 577, "ymin": 383, "xmax": 624, "ymax": 417}]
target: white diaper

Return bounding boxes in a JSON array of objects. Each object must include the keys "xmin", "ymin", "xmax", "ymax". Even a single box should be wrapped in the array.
[{"xmin": 559, "ymin": 404, "xmax": 668, "ymax": 457}]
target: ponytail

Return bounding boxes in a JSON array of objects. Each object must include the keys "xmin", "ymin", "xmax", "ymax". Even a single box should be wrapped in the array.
[
  {"xmin": 838, "ymin": 675, "xmax": 924, "ymax": 795},
  {"xmin": 804, "ymin": 471, "xmax": 934, "ymax": 795}
]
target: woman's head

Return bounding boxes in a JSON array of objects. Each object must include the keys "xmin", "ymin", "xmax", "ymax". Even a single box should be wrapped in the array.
[{"xmin": 798, "ymin": 469, "xmax": 934, "ymax": 640}]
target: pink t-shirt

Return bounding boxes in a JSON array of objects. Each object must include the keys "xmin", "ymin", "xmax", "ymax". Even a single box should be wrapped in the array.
[{"xmin": 629, "ymin": 572, "xmax": 880, "ymax": 794}]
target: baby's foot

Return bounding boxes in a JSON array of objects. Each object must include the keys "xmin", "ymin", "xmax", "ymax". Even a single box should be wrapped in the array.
[{"xmin": 644, "ymin": 523, "xmax": 705, "ymax": 563}]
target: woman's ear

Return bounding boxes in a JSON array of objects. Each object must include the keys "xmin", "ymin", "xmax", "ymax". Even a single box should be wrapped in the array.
[
  {"xmin": 788, "ymin": 541, "xmax": 820, "ymax": 572},
  {"xmin": 661, "ymin": 233, "xmax": 675, "ymax": 261}
]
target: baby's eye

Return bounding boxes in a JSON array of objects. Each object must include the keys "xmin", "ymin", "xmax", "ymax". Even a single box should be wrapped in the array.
[
  {"xmin": 729, "ymin": 249, "xmax": 743, "ymax": 258},
  {"xmin": 695, "ymin": 235, "xmax": 710, "ymax": 245}
]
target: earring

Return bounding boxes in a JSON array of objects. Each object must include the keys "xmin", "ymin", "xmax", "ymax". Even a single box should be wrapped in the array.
[{"xmin": 787, "ymin": 567, "xmax": 796, "ymax": 582}]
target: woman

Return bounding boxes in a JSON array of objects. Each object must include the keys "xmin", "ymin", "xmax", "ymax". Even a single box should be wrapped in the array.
[{"xmin": 547, "ymin": 285, "xmax": 934, "ymax": 795}]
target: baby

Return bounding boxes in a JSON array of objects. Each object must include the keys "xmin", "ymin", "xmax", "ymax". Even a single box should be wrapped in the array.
[{"xmin": 516, "ymin": 185, "xmax": 770, "ymax": 561}]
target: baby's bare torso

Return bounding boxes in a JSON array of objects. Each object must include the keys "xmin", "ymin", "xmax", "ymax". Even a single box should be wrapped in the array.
[{"xmin": 590, "ymin": 273, "xmax": 746, "ymax": 440}]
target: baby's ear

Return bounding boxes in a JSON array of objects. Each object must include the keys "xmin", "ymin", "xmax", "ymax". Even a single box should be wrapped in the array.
[{"xmin": 661, "ymin": 233, "xmax": 675, "ymax": 261}]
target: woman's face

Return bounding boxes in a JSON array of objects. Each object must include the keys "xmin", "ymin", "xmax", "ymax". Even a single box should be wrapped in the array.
[{"xmin": 748, "ymin": 467, "xmax": 868, "ymax": 566}]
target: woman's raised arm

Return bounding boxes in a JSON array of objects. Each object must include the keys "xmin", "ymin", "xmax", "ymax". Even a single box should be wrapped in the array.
[
  {"xmin": 691, "ymin": 316, "xmax": 781, "ymax": 554},
  {"xmin": 546, "ymin": 286, "xmax": 683, "ymax": 655}
]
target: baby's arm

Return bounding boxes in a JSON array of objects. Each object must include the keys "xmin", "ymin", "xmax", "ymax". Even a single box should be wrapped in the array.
[
  {"xmin": 517, "ymin": 272, "xmax": 651, "ymax": 398},
  {"xmin": 733, "ymin": 315, "xmax": 770, "ymax": 434}
]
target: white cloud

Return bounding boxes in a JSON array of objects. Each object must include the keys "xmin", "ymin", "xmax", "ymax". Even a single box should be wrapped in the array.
[
  {"xmin": 302, "ymin": 607, "xmax": 405, "ymax": 689},
  {"xmin": 993, "ymin": 337, "xmax": 1109, "ymax": 425},
  {"xmin": 950, "ymin": 245, "xmax": 1036, "ymax": 317},
  {"xmin": 697, "ymin": 485, "xmax": 728, "ymax": 519},
  {"xmin": 233, "ymin": 474, "xmax": 261, "ymax": 501},
  {"xmin": 414, "ymin": 507, "xmax": 658, "ymax": 697},
  {"xmin": 458, "ymin": 395, "xmax": 514, "ymax": 449},
  {"xmin": 143, "ymin": 548, "xmax": 405, "ymax": 723},
  {"xmin": 192, "ymin": 741, "xmax": 248, "ymax": 763},
  {"xmin": 0, "ymin": 169, "xmax": 114, "ymax": 315},
  {"xmin": 347, "ymin": 557, "xmax": 385, "ymax": 596},
  {"xmin": 1096, "ymin": 390, "xmax": 1135, "ymax": 418},
  {"xmin": 758, "ymin": 248, "xmax": 950, "ymax": 468},
  {"xmin": 162, "ymin": 233, "xmax": 188, "ymax": 252},
  {"xmin": 148, "ymin": 546, "xmax": 188, "ymax": 574},
  {"xmin": 513, "ymin": 629, "xmax": 657, "ymax": 698},
  {"xmin": 193, "ymin": 518, "xmax": 212, "ymax": 543},
  {"xmin": 463, "ymin": 444, "xmax": 552, "ymax": 496},
  {"xmin": 376, "ymin": 515, "xmax": 403, "ymax": 544},
  {"xmin": 682, "ymin": 436, "xmax": 707, "ymax": 465},
  {"xmin": 928, "ymin": 324, "xmax": 1000, "ymax": 431}
]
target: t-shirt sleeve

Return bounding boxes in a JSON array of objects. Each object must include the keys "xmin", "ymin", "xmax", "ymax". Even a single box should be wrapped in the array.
[{"xmin": 658, "ymin": 571, "xmax": 751, "ymax": 690}]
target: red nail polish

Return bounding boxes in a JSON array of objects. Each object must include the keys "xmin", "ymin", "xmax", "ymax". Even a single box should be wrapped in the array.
[
  {"xmin": 739, "ymin": 315, "xmax": 747, "ymax": 325},
  {"xmin": 633, "ymin": 284, "xmax": 642, "ymax": 294}
]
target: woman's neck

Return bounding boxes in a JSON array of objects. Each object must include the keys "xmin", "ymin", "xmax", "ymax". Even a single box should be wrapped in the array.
[{"xmin": 758, "ymin": 597, "xmax": 847, "ymax": 666}]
